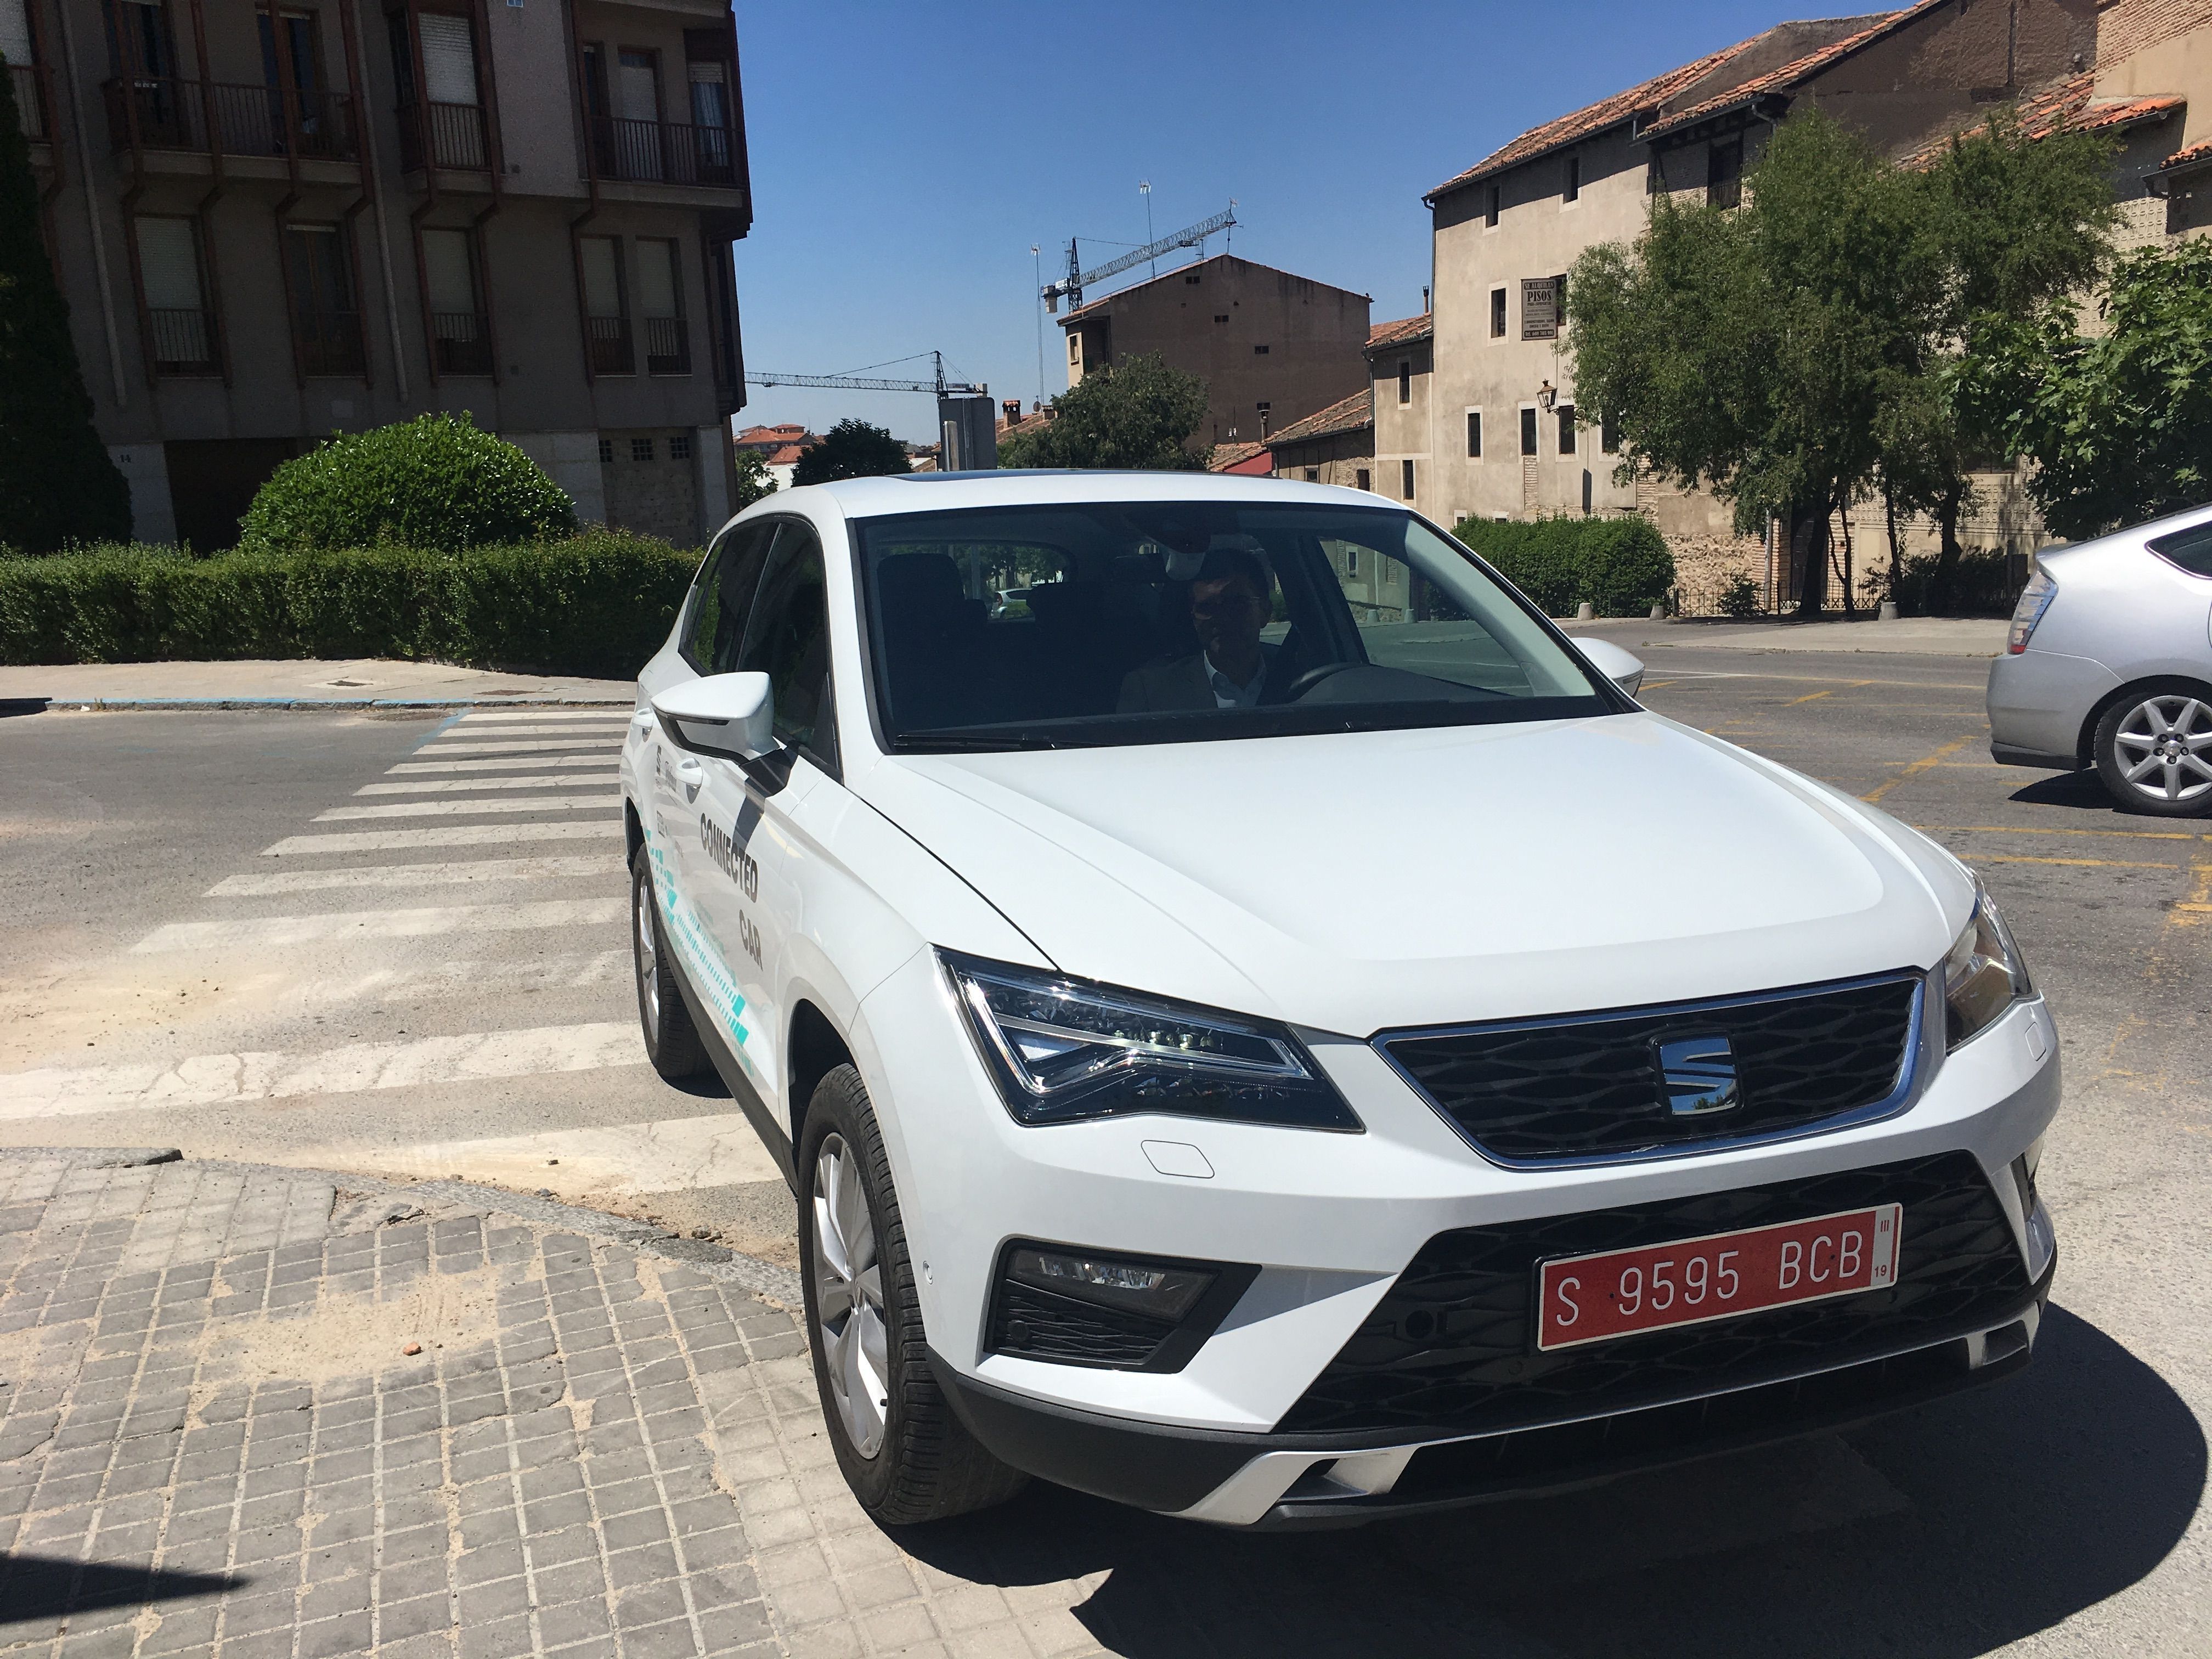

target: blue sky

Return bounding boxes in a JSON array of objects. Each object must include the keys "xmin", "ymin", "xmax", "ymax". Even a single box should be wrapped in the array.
[{"xmin": 730, "ymin": 1, "xmax": 1796, "ymax": 443}]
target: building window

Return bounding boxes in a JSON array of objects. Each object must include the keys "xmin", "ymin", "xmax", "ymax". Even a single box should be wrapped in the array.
[
  {"xmin": 1601, "ymin": 413, "xmax": 1620, "ymax": 454},
  {"xmin": 1708, "ymin": 137, "xmax": 1743, "ymax": 210},
  {"xmin": 1558, "ymin": 404, "xmax": 1576, "ymax": 455},
  {"xmin": 683, "ymin": 31, "xmax": 736, "ymax": 184},
  {"xmin": 631, "ymin": 437, "xmax": 654, "ymax": 462},
  {"xmin": 1253, "ymin": 343, "xmax": 1269, "ymax": 355},
  {"xmin": 421, "ymin": 226, "xmax": 490, "ymax": 376},
  {"xmin": 1397, "ymin": 359, "xmax": 1410, "ymax": 404},
  {"xmin": 636, "ymin": 236, "xmax": 690, "ymax": 374},
  {"xmin": 1356, "ymin": 468, "xmax": 1371, "ymax": 492},
  {"xmin": 1184, "ymin": 272, "xmax": 1200, "ymax": 285},
  {"xmin": 1304, "ymin": 468, "xmax": 1318, "ymax": 482},
  {"xmin": 1213, "ymin": 313, "xmax": 1228, "ymax": 323},
  {"xmin": 1400, "ymin": 459, "xmax": 1415, "ymax": 499},
  {"xmin": 670, "ymin": 432, "xmax": 693, "ymax": 460},
  {"xmin": 1466, "ymin": 410, "xmax": 1482, "ymax": 458},
  {"xmin": 579, "ymin": 234, "xmax": 631, "ymax": 374},
  {"xmin": 1068, "ymin": 335, "xmax": 1080, "ymax": 365},
  {"xmin": 597, "ymin": 437, "xmax": 614, "ymax": 463},
  {"xmin": 1564, "ymin": 154, "xmax": 1580, "ymax": 202},
  {"xmin": 134, "ymin": 216, "xmax": 217, "ymax": 376},
  {"xmin": 283, "ymin": 222, "xmax": 365, "ymax": 376},
  {"xmin": 1489, "ymin": 286, "xmax": 1506, "ymax": 338},
  {"xmin": 1520, "ymin": 407, "xmax": 1538, "ymax": 457},
  {"xmin": 396, "ymin": 8, "xmax": 488, "ymax": 171},
  {"xmin": 1485, "ymin": 182, "xmax": 1500, "ymax": 227}
]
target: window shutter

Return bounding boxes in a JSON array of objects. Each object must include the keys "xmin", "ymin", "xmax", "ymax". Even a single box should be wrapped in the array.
[
  {"xmin": 422, "ymin": 229, "xmax": 475, "ymax": 314},
  {"xmin": 634, "ymin": 240, "xmax": 676, "ymax": 320},
  {"xmin": 417, "ymin": 13, "xmax": 477, "ymax": 106},
  {"xmin": 136, "ymin": 218, "xmax": 203, "ymax": 311},
  {"xmin": 580, "ymin": 237, "xmax": 621, "ymax": 317}
]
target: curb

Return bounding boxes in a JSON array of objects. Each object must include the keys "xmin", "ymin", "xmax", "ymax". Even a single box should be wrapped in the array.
[
  {"xmin": 22, "ymin": 695, "xmax": 634, "ymax": 712},
  {"xmin": 4, "ymin": 1146, "xmax": 804, "ymax": 1308}
]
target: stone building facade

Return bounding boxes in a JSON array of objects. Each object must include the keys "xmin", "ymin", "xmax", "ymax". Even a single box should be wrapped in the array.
[{"xmin": 7, "ymin": 0, "xmax": 751, "ymax": 549}]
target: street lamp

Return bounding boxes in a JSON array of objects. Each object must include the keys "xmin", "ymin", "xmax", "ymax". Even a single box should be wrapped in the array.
[{"xmin": 1537, "ymin": 380, "xmax": 1558, "ymax": 413}]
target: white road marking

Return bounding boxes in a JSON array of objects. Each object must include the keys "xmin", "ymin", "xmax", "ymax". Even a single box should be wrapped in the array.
[
  {"xmin": 430, "ymin": 721, "xmax": 633, "ymax": 738},
  {"xmin": 314, "ymin": 794, "xmax": 615, "ymax": 822},
  {"xmin": 387, "ymin": 754, "xmax": 615, "ymax": 775},
  {"xmin": 208, "ymin": 854, "xmax": 627, "ymax": 897},
  {"xmin": 414, "ymin": 737, "xmax": 625, "ymax": 758},
  {"xmin": 132, "ymin": 898, "xmax": 625, "ymax": 952},
  {"xmin": 356, "ymin": 774, "xmax": 620, "ymax": 796},
  {"xmin": 263, "ymin": 821, "xmax": 617, "ymax": 856},
  {"xmin": 396, "ymin": 1113, "xmax": 781, "ymax": 1197},
  {"xmin": 455, "ymin": 710, "xmax": 633, "ymax": 725},
  {"xmin": 343, "ymin": 949, "xmax": 631, "ymax": 1001},
  {"xmin": 0, "ymin": 1023, "xmax": 645, "ymax": 1118}
]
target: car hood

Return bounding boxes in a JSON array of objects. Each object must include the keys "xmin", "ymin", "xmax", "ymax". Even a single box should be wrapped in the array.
[{"xmin": 851, "ymin": 713, "xmax": 1972, "ymax": 1035}]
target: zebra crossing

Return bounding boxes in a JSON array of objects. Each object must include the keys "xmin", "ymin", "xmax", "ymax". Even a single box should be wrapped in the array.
[{"xmin": 0, "ymin": 706, "xmax": 785, "ymax": 1205}]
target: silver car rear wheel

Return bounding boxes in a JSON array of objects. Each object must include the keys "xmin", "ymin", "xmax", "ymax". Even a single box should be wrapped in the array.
[{"xmin": 2104, "ymin": 693, "xmax": 2212, "ymax": 811}]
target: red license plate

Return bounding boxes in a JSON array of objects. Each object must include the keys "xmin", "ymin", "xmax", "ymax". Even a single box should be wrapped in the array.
[{"xmin": 1535, "ymin": 1203, "xmax": 1903, "ymax": 1352}]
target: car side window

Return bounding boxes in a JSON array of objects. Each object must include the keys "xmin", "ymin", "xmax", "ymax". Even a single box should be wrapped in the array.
[
  {"xmin": 2147, "ymin": 521, "xmax": 2212, "ymax": 578},
  {"xmin": 738, "ymin": 522, "xmax": 836, "ymax": 769},
  {"xmin": 684, "ymin": 521, "xmax": 776, "ymax": 674}
]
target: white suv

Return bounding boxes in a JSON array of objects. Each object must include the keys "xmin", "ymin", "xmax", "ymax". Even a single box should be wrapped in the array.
[{"xmin": 620, "ymin": 472, "xmax": 2059, "ymax": 1528}]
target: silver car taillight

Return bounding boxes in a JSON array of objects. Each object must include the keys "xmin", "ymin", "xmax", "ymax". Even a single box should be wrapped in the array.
[{"xmin": 2007, "ymin": 570, "xmax": 2057, "ymax": 654}]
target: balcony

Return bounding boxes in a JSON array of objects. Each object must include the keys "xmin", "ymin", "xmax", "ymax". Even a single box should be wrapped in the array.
[
  {"xmin": 398, "ymin": 100, "xmax": 488, "ymax": 172},
  {"xmin": 643, "ymin": 315, "xmax": 689, "ymax": 375},
  {"xmin": 432, "ymin": 312, "xmax": 494, "ymax": 376},
  {"xmin": 10, "ymin": 63, "xmax": 46, "ymax": 142},
  {"xmin": 589, "ymin": 115, "xmax": 738, "ymax": 188},
  {"xmin": 294, "ymin": 309, "xmax": 366, "ymax": 376},
  {"xmin": 103, "ymin": 76, "xmax": 357, "ymax": 162},
  {"xmin": 588, "ymin": 315, "xmax": 633, "ymax": 375},
  {"xmin": 148, "ymin": 307, "xmax": 219, "ymax": 375}
]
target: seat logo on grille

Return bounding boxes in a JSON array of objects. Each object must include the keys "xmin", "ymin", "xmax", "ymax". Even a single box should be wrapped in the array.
[{"xmin": 1654, "ymin": 1034, "xmax": 1741, "ymax": 1116}]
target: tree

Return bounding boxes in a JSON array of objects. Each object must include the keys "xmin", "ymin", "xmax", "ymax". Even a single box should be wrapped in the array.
[
  {"xmin": 791, "ymin": 419, "xmax": 911, "ymax": 484},
  {"xmin": 0, "ymin": 55, "xmax": 132, "ymax": 552},
  {"xmin": 1969, "ymin": 238, "xmax": 2212, "ymax": 542},
  {"xmin": 731, "ymin": 447, "xmax": 776, "ymax": 510},
  {"xmin": 1000, "ymin": 353, "xmax": 1211, "ymax": 471},
  {"xmin": 1573, "ymin": 111, "xmax": 1926, "ymax": 615}
]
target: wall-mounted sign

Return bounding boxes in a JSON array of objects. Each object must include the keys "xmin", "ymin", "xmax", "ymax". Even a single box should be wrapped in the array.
[{"xmin": 1521, "ymin": 276, "xmax": 1559, "ymax": 341}]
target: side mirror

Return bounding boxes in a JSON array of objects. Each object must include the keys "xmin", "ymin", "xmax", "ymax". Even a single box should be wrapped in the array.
[
  {"xmin": 1569, "ymin": 636, "xmax": 1645, "ymax": 699},
  {"xmin": 651, "ymin": 672, "xmax": 776, "ymax": 762}
]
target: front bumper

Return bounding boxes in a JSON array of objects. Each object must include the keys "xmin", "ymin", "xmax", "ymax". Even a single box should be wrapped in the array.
[{"xmin": 933, "ymin": 1247, "xmax": 2052, "ymax": 1526}]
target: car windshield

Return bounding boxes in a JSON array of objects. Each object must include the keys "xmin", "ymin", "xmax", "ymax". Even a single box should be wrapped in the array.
[{"xmin": 853, "ymin": 500, "xmax": 1618, "ymax": 751}]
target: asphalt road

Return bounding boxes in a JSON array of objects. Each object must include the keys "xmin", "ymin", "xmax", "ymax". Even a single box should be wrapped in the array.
[{"xmin": 0, "ymin": 652, "xmax": 2206, "ymax": 1657}]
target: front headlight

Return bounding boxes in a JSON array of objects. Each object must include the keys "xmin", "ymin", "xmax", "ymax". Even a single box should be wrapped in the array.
[
  {"xmin": 940, "ymin": 951, "xmax": 1362, "ymax": 1131},
  {"xmin": 1943, "ymin": 887, "xmax": 2032, "ymax": 1049}
]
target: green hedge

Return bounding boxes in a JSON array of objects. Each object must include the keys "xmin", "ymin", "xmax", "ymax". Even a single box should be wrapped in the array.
[
  {"xmin": 1451, "ymin": 515, "xmax": 1675, "ymax": 617},
  {"xmin": 0, "ymin": 533, "xmax": 698, "ymax": 676}
]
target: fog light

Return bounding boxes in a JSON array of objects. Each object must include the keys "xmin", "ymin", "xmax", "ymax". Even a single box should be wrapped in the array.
[
  {"xmin": 989, "ymin": 1242, "xmax": 1258, "ymax": 1372},
  {"xmin": 1007, "ymin": 1247, "xmax": 1211, "ymax": 1320}
]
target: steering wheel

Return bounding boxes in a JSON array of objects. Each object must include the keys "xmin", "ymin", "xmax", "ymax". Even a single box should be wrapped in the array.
[{"xmin": 1283, "ymin": 661, "xmax": 1358, "ymax": 701}]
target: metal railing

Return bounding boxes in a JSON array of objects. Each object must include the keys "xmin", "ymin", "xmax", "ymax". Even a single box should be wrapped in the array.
[
  {"xmin": 294, "ymin": 309, "xmax": 365, "ymax": 376},
  {"xmin": 431, "ymin": 312, "xmax": 493, "ymax": 376},
  {"xmin": 398, "ymin": 100, "xmax": 487, "ymax": 171},
  {"xmin": 147, "ymin": 307, "xmax": 218, "ymax": 375},
  {"xmin": 103, "ymin": 76, "xmax": 357, "ymax": 161},
  {"xmin": 9, "ymin": 64, "xmax": 44, "ymax": 140},
  {"xmin": 589, "ymin": 114, "xmax": 737, "ymax": 187},
  {"xmin": 643, "ymin": 315, "xmax": 689, "ymax": 375},
  {"xmin": 587, "ymin": 315, "xmax": 633, "ymax": 375}
]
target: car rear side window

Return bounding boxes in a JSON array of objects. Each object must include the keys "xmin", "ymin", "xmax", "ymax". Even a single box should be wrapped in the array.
[
  {"xmin": 2147, "ymin": 521, "xmax": 2212, "ymax": 578},
  {"xmin": 738, "ymin": 522, "xmax": 836, "ymax": 769},
  {"xmin": 684, "ymin": 521, "xmax": 775, "ymax": 673}
]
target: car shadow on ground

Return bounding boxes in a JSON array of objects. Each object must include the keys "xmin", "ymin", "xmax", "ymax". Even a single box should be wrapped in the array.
[
  {"xmin": 896, "ymin": 1305, "xmax": 2202, "ymax": 1658},
  {"xmin": 2006, "ymin": 770, "xmax": 2128, "ymax": 812}
]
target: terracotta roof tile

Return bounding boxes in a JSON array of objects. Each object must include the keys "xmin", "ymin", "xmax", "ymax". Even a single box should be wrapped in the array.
[
  {"xmin": 2165, "ymin": 136, "xmax": 2212, "ymax": 170},
  {"xmin": 1366, "ymin": 314, "xmax": 1433, "ymax": 351},
  {"xmin": 1637, "ymin": 4, "xmax": 1939, "ymax": 142},
  {"xmin": 1207, "ymin": 441, "xmax": 1271, "ymax": 473},
  {"xmin": 1898, "ymin": 75, "xmax": 2184, "ymax": 169},
  {"xmin": 1265, "ymin": 389, "xmax": 1373, "ymax": 447}
]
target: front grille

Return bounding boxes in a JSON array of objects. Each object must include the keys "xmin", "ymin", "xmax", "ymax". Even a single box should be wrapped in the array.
[
  {"xmin": 988, "ymin": 1281, "xmax": 1178, "ymax": 1369},
  {"xmin": 1381, "ymin": 973, "xmax": 1920, "ymax": 1163},
  {"xmin": 1276, "ymin": 1152, "xmax": 2030, "ymax": 1437}
]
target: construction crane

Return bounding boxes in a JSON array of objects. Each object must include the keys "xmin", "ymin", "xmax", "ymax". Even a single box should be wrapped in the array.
[
  {"xmin": 744, "ymin": 351, "xmax": 983, "ymax": 397},
  {"xmin": 1041, "ymin": 202, "xmax": 1237, "ymax": 313}
]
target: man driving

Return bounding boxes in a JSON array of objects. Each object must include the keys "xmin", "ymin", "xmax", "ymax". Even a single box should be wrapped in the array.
[{"xmin": 1117, "ymin": 543, "xmax": 1284, "ymax": 713}]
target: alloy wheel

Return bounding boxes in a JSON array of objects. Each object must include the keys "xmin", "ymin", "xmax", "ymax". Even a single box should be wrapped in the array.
[
  {"xmin": 634, "ymin": 873, "xmax": 660, "ymax": 1029},
  {"xmin": 2114, "ymin": 695, "xmax": 2212, "ymax": 805},
  {"xmin": 811, "ymin": 1133, "xmax": 890, "ymax": 1458}
]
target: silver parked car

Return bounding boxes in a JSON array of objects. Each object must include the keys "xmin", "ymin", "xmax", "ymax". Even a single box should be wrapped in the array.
[{"xmin": 1988, "ymin": 504, "xmax": 2212, "ymax": 816}]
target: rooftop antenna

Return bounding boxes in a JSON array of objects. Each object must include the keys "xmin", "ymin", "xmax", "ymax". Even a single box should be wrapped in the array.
[
  {"xmin": 1031, "ymin": 245, "xmax": 1045, "ymax": 406},
  {"xmin": 1139, "ymin": 181, "xmax": 1155, "ymax": 276}
]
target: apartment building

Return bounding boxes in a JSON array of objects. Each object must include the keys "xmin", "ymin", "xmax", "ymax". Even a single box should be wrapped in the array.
[
  {"xmin": 1058, "ymin": 252, "xmax": 1370, "ymax": 450},
  {"xmin": 1407, "ymin": 0, "xmax": 2208, "ymax": 602},
  {"xmin": 5, "ymin": 0, "xmax": 749, "ymax": 549}
]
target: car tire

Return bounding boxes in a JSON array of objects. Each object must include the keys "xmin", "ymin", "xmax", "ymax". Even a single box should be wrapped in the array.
[
  {"xmin": 2092, "ymin": 683, "xmax": 2212, "ymax": 817},
  {"xmin": 798, "ymin": 1063, "xmax": 1028, "ymax": 1525},
  {"xmin": 630, "ymin": 846, "xmax": 711, "ymax": 1080}
]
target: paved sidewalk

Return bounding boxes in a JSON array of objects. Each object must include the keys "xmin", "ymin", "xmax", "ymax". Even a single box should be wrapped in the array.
[
  {"xmin": 1568, "ymin": 616, "xmax": 2008, "ymax": 657},
  {"xmin": 0, "ymin": 662, "xmax": 633, "ymax": 710}
]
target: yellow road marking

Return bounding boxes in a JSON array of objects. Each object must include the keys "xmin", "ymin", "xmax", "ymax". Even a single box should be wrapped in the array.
[
  {"xmin": 1982, "ymin": 854, "xmax": 2180, "ymax": 869},
  {"xmin": 1912, "ymin": 823, "xmax": 2212, "ymax": 843},
  {"xmin": 1784, "ymin": 680, "xmax": 1874, "ymax": 706},
  {"xmin": 1862, "ymin": 736, "xmax": 1975, "ymax": 803}
]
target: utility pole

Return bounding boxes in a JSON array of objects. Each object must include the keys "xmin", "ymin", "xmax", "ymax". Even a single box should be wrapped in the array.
[
  {"xmin": 1031, "ymin": 244, "xmax": 1045, "ymax": 408},
  {"xmin": 1139, "ymin": 181, "xmax": 1154, "ymax": 277}
]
